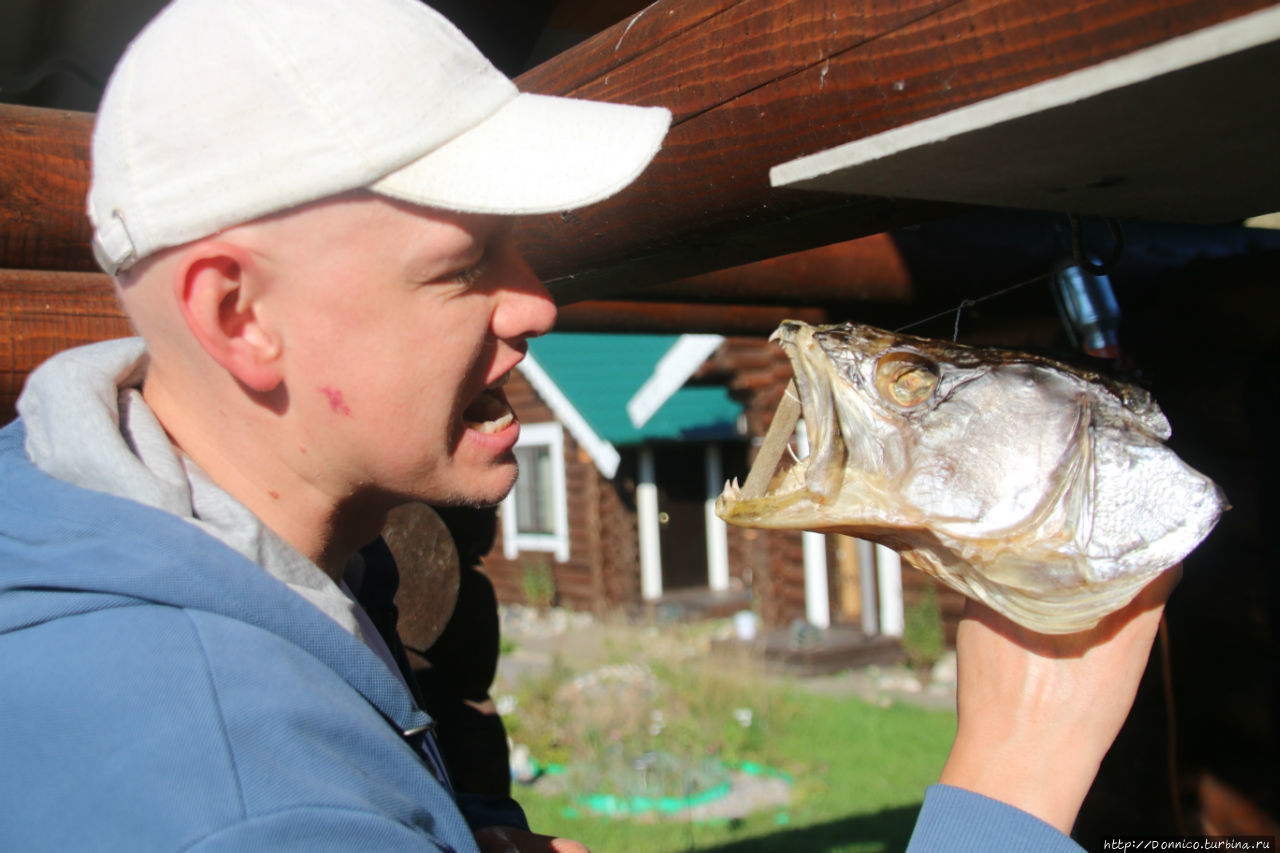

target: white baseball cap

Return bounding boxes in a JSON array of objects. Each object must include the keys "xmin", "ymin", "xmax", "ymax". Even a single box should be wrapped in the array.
[{"xmin": 88, "ymin": 0, "xmax": 672, "ymax": 274}]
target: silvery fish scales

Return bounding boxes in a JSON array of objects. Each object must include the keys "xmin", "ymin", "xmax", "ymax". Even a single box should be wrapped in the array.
[{"xmin": 716, "ymin": 320, "xmax": 1226, "ymax": 634}]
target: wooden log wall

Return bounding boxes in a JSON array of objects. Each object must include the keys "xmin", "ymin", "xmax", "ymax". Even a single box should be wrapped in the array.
[
  {"xmin": 1, "ymin": 271, "xmax": 130, "ymax": 421},
  {"xmin": 596, "ymin": 461, "xmax": 642, "ymax": 608},
  {"xmin": 0, "ymin": 106, "xmax": 97, "ymax": 271},
  {"xmin": 512, "ymin": 0, "xmax": 1279, "ymax": 301},
  {"xmin": 763, "ymin": 529, "xmax": 808, "ymax": 627},
  {"xmin": 6, "ymin": 1, "xmax": 1273, "ymax": 305},
  {"xmin": 0, "ymin": 106, "xmax": 130, "ymax": 421},
  {"xmin": 480, "ymin": 369, "xmax": 642, "ymax": 613}
]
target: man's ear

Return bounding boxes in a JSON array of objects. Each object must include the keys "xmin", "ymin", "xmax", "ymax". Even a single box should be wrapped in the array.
[{"xmin": 172, "ymin": 242, "xmax": 283, "ymax": 393}]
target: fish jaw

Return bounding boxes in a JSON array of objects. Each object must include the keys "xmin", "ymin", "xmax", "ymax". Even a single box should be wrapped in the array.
[
  {"xmin": 715, "ymin": 319, "xmax": 1228, "ymax": 636},
  {"xmin": 715, "ymin": 320, "xmax": 909, "ymax": 530}
]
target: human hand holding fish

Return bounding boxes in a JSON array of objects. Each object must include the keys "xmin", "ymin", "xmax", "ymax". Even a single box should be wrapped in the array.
[
  {"xmin": 939, "ymin": 563, "xmax": 1179, "ymax": 834},
  {"xmin": 717, "ymin": 320, "xmax": 1222, "ymax": 838},
  {"xmin": 474, "ymin": 825, "xmax": 591, "ymax": 853}
]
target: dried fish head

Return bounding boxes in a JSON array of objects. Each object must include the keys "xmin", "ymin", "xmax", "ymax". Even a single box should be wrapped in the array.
[{"xmin": 716, "ymin": 320, "xmax": 1227, "ymax": 634}]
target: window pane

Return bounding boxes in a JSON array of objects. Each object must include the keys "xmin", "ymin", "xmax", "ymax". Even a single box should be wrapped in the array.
[{"xmin": 514, "ymin": 445, "xmax": 553, "ymax": 535}]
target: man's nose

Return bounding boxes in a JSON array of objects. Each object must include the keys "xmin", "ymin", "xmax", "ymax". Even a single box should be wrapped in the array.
[{"xmin": 492, "ymin": 248, "xmax": 557, "ymax": 341}]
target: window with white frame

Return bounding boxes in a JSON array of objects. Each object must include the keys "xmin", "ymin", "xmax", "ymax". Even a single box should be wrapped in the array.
[{"xmin": 501, "ymin": 422, "xmax": 569, "ymax": 562}]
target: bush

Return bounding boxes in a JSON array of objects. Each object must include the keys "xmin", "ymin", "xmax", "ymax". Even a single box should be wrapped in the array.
[
  {"xmin": 902, "ymin": 584, "xmax": 945, "ymax": 676},
  {"xmin": 521, "ymin": 560, "xmax": 556, "ymax": 611}
]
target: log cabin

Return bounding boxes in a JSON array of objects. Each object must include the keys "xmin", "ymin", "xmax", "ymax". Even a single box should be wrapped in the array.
[{"xmin": 3, "ymin": 0, "xmax": 1279, "ymax": 841}]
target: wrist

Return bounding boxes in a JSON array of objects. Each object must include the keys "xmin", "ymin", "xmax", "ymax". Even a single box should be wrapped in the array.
[{"xmin": 939, "ymin": 723, "xmax": 1100, "ymax": 834}]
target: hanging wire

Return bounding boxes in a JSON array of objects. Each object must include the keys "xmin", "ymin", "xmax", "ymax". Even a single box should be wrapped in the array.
[
  {"xmin": 893, "ymin": 215, "xmax": 1123, "ymax": 341},
  {"xmin": 894, "ymin": 271, "xmax": 1053, "ymax": 337},
  {"xmin": 952, "ymin": 299, "xmax": 975, "ymax": 342},
  {"xmin": 1159, "ymin": 615, "xmax": 1189, "ymax": 836}
]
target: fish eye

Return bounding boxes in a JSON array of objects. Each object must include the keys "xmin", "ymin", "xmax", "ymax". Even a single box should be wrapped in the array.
[{"xmin": 875, "ymin": 351, "xmax": 939, "ymax": 408}]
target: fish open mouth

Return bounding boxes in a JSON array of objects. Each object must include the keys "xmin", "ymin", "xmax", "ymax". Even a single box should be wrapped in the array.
[
  {"xmin": 718, "ymin": 321, "xmax": 851, "ymax": 511},
  {"xmin": 716, "ymin": 318, "xmax": 1228, "ymax": 635},
  {"xmin": 463, "ymin": 372, "xmax": 515, "ymax": 435}
]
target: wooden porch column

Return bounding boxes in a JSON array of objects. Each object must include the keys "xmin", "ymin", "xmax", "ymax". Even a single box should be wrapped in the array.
[
  {"xmin": 803, "ymin": 531, "xmax": 831, "ymax": 629},
  {"xmin": 703, "ymin": 444, "xmax": 730, "ymax": 592},
  {"xmin": 795, "ymin": 421, "xmax": 830, "ymax": 628},
  {"xmin": 636, "ymin": 446, "xmax": 663, "ymax": 600},
  {"xmin": 876, "ymin": 545, "xmax": 905, "ymax": 637},
  {"xmin": 859, "ymin": 539, "xmax": 879, "ymax": 636}
]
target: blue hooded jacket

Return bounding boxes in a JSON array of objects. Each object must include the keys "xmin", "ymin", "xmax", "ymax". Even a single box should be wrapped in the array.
[
  {"xmin": 0, "ymin": 419, "xmax": 481, "ymax": 851},
  {"xmin": 1, "ymin": 332, "xmax": 1082, "ymax": 851}
]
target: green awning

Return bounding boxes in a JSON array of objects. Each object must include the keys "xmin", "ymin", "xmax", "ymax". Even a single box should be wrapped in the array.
[{"xmin": 525, "ymin": 333, "xmax": 741, "ymax": 446}]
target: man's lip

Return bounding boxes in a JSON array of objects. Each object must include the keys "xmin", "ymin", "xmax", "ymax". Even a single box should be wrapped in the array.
[
  {"xmin": 462, "ymin": 403, "xmax": 520, "ymax": 453},
  {"xmin": 487, "ymin": 349, "xmax": 526, "ymax": 389}
]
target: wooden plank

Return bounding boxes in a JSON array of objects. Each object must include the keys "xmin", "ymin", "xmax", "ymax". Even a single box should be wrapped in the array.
[
  {"xmin": 0, "ymin": 105, "xmax": 97, "ymax": 272},
  {"xmin": 5, "ymin": 0, "xmax": 1274, "ymax": 302},
  {"xmin": 520, "ymin": 0, "xmax": 955, "ymax": 126},
  {"xmin": 555, "ymin": 300, "xmax": 825, "ymax": 334},
  {"xmin": 0, "ymin": 104, "xmax": 942, "ymax": 300},
  {"xmin": 512, "ymin": 0, "xmax": 1280, "ymax": 301},
  {"xmin": 772, "ymin": 6, "xmax": 1280, "ymax": 223},
  {"xmin": 740, "ymin": 380, "xmax": 799, "ymax": 500},
  {"xmin": 1, "ymin": 269, "xmax": 132, "ymax": 422},
  {"xmin": 536, "ymin": 0, "xmax": 744, "ymax": 91},
  {"xmin": 610, "ymin": 233, "xmax": 914, "ymax": 305}
]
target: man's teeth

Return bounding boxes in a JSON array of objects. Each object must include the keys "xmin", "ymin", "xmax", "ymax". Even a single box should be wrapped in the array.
[
  {"xmin": 464, "ymin": 389, "xmax": 514, "ymax": 433},
  {"xmin": 469, "ymin": 411, "xmax": 514, "ymax": 434}
]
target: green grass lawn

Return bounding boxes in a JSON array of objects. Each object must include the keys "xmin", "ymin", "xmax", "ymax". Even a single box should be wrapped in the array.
[{"xmin": 498, "ymin": 627, "xmax": 957, "ymax": 853}]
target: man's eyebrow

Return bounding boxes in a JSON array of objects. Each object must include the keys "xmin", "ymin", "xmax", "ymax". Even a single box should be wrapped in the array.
[
  {"xmin": 405, "ymin": 216, "xmax": 512, "ymax": 277},
  {"xmin": 479, "ymin": 217, "xmax": 515, "ymax": 244}
]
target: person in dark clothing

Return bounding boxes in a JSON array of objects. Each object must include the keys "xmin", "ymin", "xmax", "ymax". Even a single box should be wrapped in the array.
[{"xmin": 414, "ymin": 505, "xmax": 512, "ymax": 798}]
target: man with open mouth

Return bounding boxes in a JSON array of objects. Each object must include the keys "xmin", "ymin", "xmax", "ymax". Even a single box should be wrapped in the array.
[{"xmin": 0, "ymin": 0, "xmax": 1175, "ymax": 851}]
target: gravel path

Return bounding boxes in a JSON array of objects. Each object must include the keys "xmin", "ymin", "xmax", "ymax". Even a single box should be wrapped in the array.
[{"xmin": 494, "ymin": 605, "xmax": 958, "ymax": 713}]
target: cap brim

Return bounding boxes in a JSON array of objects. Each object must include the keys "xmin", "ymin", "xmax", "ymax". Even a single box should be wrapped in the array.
[{"xmin": 370, "ymin": 93, "xmax": 672, "ymax": 215}]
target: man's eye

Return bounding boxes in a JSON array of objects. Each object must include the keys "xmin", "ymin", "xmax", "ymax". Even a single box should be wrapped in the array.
[{"xmin": 453, "ymin": 256, "xmax": 489, "ymax": 286}]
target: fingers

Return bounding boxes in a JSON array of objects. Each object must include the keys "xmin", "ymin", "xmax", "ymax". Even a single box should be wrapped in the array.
[
  {"xmin": 473, "ymin": 826, "xmax": 520, "ymax": 853},
  {"xmin": 1077, "ymin": 560, "xmax": 1180, "ymax": 656},
  {"xmin": 473, "ymin": 826, "xmax": 591, "ymax": 853},
  {"xmin": 1131, "ymin": 560, "xmax": 1181, "ymax": 612},
  {"xmin": 960, "ymin": 561, "xmax": 1181, "ymax": 657},
  {"xmin": 940, "ymin": 562, "xmax": 1183, "ymax": 833}
]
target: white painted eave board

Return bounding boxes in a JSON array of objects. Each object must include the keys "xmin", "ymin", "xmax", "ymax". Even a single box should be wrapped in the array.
[
  {"xmin": 626, "ymin": 334, "xmax": 725, "ymax": 428},
  {"xmin": 771, "ymin": 6, "xmax": 1280, "ymax": 225},
  {"xmin": 516, "ymin": 353, "xmax": 621, "ymax": 479}
]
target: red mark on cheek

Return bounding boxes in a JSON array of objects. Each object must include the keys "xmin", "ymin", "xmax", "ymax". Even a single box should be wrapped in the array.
[
  {"xmin": 319, "ymin": 385, "xmax": 352, "ymax": 416},
  {"xmin": 268, "ymin": 490, "xmax": 280, "ymax": 500}
]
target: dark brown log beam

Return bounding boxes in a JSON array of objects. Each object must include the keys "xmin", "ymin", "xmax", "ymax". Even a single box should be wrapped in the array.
[
  {"xmin": 612, "ymin": 233, "xmax": 914, "ymax": 306},
  {"xmin": 0, "ymin": 268, "xmax": 815, "ymax": 421},
  {"xmin": 0, "ymin": 270, "xmax": 132, "ymax": 421},
  {"xmin": 0, "ymin": 106, "xmax": 97, "ymax": 272},
  {"xmin": 513, "ymin": 0, "xmax": 1278, "ymax": 303},
  {"xmin": 4, "ymin": 0, "xmax": 1274, "ymax": 291},
  {"xmin": 555, "ymin": 300, "xmax": 826, "ymax": 334}
]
